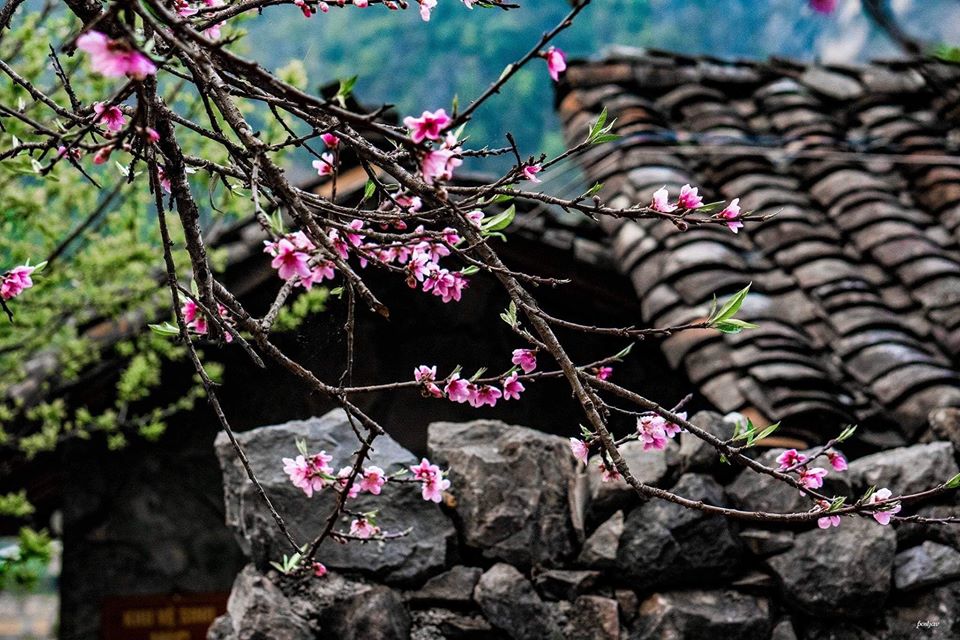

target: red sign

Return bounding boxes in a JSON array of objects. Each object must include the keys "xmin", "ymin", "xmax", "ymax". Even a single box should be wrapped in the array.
[{"xmin": 101, "ymin": 593, "xmax": 228, "ymax": 640}]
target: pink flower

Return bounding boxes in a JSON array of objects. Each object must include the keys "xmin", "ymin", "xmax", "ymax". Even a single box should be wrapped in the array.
[
  {"xmin": 299, "ymin": 262, "xmax": 336, "ymax": 290},
  {"xmin": 502, "ymin": 371, "xmax": 524, "ymax": 401},
  {"xmin": 92, "ymin": 146, "xmax": 112, "ymax": 165},
  {"xmin": 650, "ymin": 187, "xmax": 677, "ymax": 213},
  {"xmin": 403, "ymin": 109, "xmax": 452, "ymax": 144},
  {"xmin": 827, "ymin": 451, "xmax": 847, "ymax": 472},
  {"xmin": 816, "ymin": 501, "xmax": 841, "ymax": 529},
  {"xmin": 282, "ymin": 451, "xmax": 333, "ymax": 497},
  {"xmin": 350, "ymin": 517, "xmax": 380, "ymax": 539},
  {"xmin": 144, "ymin": 127, "xmax": 160, "ymax": 144},
  {"xmin": 294, "ymin": 0, "xmax": 313, "ymax": 16},
  {"xmin": 422, "ymin": 474, "xmax": 451, "ymax": 502},
  {"xmin": 421, "ymin": 148, "xmax": 461, "ymax": 185},
  {"xmin": 354, "ymin": 0, "xmax": 369, "ymax": 6},
  {"xmin": 595, "ymin": 366, "xmax": 613, "ymax": 381},
  {"xmin": 444, "ymin": 375, "xmax": 472, "ymax": 403},
  {"xmin": 511, "ymin": 348, "xmax": 537, "ymax": 374},
  {"xmin": 312, "ymin": 562, "xmax": 327, "ymax": 577},
  {"xmin": 359, "ymin": 466, "xmax": 386, "ymax": 495},
  {"xmin": 269, "ymin": 238, "xmax": 312, "ymax": 281},
  {"xmin": 544, "ymin": 46, "xmax": 567, "ymax": 82},
  {"xmin": 1, "ymin": 265, "xmax": 35, "ymax": 300},
  {"xmin": 466, "ymin": 210, "xmax": 485, "ymax": 227},
  {"xmin": 868, "ymin": 488, "xmax": 901, "ymax": 525},
  {"xmin": 637, "ymin": 415, "xmax": 668, "ymax": 451},
  {"xmin": 809, "ymin": 0, "xmax": 837, "ymax": 14},
  {"xmin": 410, "ymin": 458, "xmax": 440, "ymax": 481},
  {"xmin": 598, "ymin": 461, "xmax": 621, "ymax": 483},
  {"xmin": 798, "ymin": 467, "xmax": 828, "ymax": 490},
  {"xmin": 662, "ymin": 412, "xmax": 686, "ymax": 438},
  {"xmin": 776, "ymin": 448, "xmax": 807, "ymax": 472},
  {"xmin": 720, "ymin": 198, "xmax": 742, "ymax": 234},
  {"xmin": 321, "ymin": 132, "xmax": 340, "ymax": 147},
  {"xmin": 93, "ymin": 102, "xmax": 125, "ymax": 132},
  {"xmin": 157, "ymin": 166, "xmax": 171, "ymax": 193},
  {"xmin": 678, "ymin": 184, "xmax": 703, "ymax": 209},
  {"xmin": 469, "ymin": 385, "xmax": 502, "ymax": 408},
  {"xmin": 569, "ymin": 438, "xmax": 589, "ymax": 465},
  {"xmin": 415, "ymin": 365, "xmax": 443, "ymax": 397},
  {"xmin": 522, "ymin": 164, "xmax": 542, "ymax": 183},
  {"xmin": 76, "ymin": 31, "xmax": 157, "ymax": 79},
  {"xmin": 336, "ymin": 467, "xmax": 361, "ymax": 499},
  {"xmin": 418, "ymin": 0, "xmax": 437, "ymax": 21},
  {"xmin": 312, "ymin": 152, "xmax": 336, "ymax": 176}
]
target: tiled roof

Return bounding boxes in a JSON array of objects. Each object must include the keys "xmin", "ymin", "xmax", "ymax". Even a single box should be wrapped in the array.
[{"xmin": 556, "ymin": 48, "xmax": 960, "ymax": 441}]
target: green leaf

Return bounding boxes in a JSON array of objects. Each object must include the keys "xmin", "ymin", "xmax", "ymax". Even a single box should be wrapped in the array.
[
  {"xmin": 500, "ymin": 301, "xmax": 518, "ymax": 327},
  {"xmin": 482, "ymin": 205, "xmax": 516, "ymax": 233},
  {"xmin": 468, "ymin": 367, "xmax": 487, "ymax": 382},
  {"xmin": 945, "ymin": 472, "xmax": 960, "ymax": 490},
  {"xmin": 488, "ymin": 192, "xmax": 515, "ymax": 204},
  {"xmin": 713, "ymin": 318, "xmax": 760, "ymax": 334},
  {"xmin": 828, "ymin": 496, "xmax": 846, "ymax": 512},
  {"xmin": 584, "ymin": 182, "xmax": 604, "ymax": 198},
  {"xmin": 709, "ymin": 283, "xmax": 752, "ymax": 325},
  {"xmin": 148, "ymin": 322, "xmax": 180, "ymax": 337},
  {"xmin": 336, "ymin": 75, "xmax": 358, "ymax": 106},
  {"xmin": 612, "ymin": 343, "xmax": 634, "ymax": 360},
  {"xmin": 591, "ymin": 133, "xmax": 620, "ymax": 144},
  {"xmin": 751, "ymin": 422, "xmax": 781, "ymax": 445},
  {"xmin": 329, "ymin": 286, "xmax": 344, "ymax": 298},
  {"xmin": 362, "ymin": 180, "xmax": 376, "ymax": 201},
  {"xmin": 460, "ymin": 265, "xmax": 480, "ymax": 276},
  {"xmin": 836, "ymin": 424, "xmax": 858, "ymax": 443}
]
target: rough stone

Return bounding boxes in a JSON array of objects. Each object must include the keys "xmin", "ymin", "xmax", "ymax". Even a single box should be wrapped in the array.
[
  {"xmin": 881, "ymin": 580, "xmax": 960, "ymax": 639},
  {"xmin": 617, "ymin": 474, "xmax": 743, "ymax": 589},
  {"xmin": 770, "ymin": 618, "xmax": 799, "ymax": 640},
  {"xmin": 578, "ymin": 510, "xmax": 624, "ymax": 569},
  {"xmin": 894, "ymin": 542, "xmax": 960, "ymax": 592},
  {"xmin": 679, "ymin": 411, "xmax": 736, "ymax": 472},
  {"xmin": 615, "ymin": 588, "xmax": 639, "ymax": 623},
  {"xmin": 410, "ymin": 608, "xmax": 496, "ymax": 640},
  {"xmin": 929, "ymin": 407, "xmax": 960, "ymax": 454},
  {"xmin": 428, "ymin": 419, "xmax": 578, "ymax": 567},
  {"xmin": 586, "ymin": 439, "xmax": 674, "ymax": 515},
  {"xmin": 407, "ymin": 566, "xmax": 483, "ymax": 606},
  {"xmin": 533, "ymin": 568, "xmax": 601, "ymax": 601},
  {"xmin": 215, "ymin": 410, "xmax": 455, "ymax": 584},
  {"xmin": 287, "ymin": 571, "xmax": 411, "ymax": 640},
  {"xmin": 633, "ymin": 590, "xmax": 772, "ymax": 640},
  {"xmin": 473, "ymin": 563, "xmax": 564, "ymax": 640},
  {"xmin": 207, "ymin": 565, "xmax": 313, "ymax": 640},
  {"xmin": 897, "ymin": 505, "xmax": 960, "ymax": 552},
  {"xmin": 767, "ymin": 517, "xmax": 896, "ymax": 617},
  {"xmin": 562, "ymin": 595, "xmax": 620, "ymax": 640},
  {"xmin": 847, "ymin": 442, "xmax": 960, "ymax": 497},
  {"xmin": 739, "ymin": 529, "xmax": 795, "ymax": 557},
  {"xmin": 727, "ymin": 449, "xmax": 850, "ymax": 514}
]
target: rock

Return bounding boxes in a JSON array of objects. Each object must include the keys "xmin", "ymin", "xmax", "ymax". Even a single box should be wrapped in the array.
[
  {"xmin": 770, "ymin": 618, "xmax": 798, "ymax": 640},
  {"xmin": 407, "ymin": 566, "xmax": 483, "ymax": 606},
  {"xmin": 739, "ymin": 529, "xmax": 795, "ymax": 557},
  {"xmin": 586, "ymin": 440, "xmax": 674, "ymax": 516},
  {"xmin": 847, "ymin": 442, "xmax": 959, "ymax": 497},
  {"xmin": 881, "ymin": 580, "xmax": 960, "ymax": 639},
  {"xmin": 731, "ymin": 571, "xmax": 776, "ymax": 593},
  {"xmin": 578, "ymin": 510, "xmax": 624, "ymax": 569},
  {"xmin": 533, "ymin": 568, "xmax": 601, "ymax": 601},
  {"xmin": 897, "ymin": 505, "xmax": 960, "ymax": 551},
  {"xmin": 797, "ymin": 620, "xmax": 880, "ymax": 640},
  {"xmin": 767, "ymin": 517, "xmax": 896, "ymax": 617},
  {"xmin": 615, "ymin": 588, "xmax": 639, "ymax": 623},
  {"xmin": 929, "ymin": 407, "xmax": 960, "ymax": 454},
  {"xmin": 679, "ymin": 411, "xmax": 735, "ymax": 472},
  {"xmin": 616, "ymin": 475, "xmax": 743, "ymax": 589},
  {"xmin": 215, "ymin": 410, "xmax": 455, "ymax": 584},
  {"xmin": 894, "ymin": 542, "xmax": 960, "ymax": 592},
  {"xmin": 410, "ymin": 608, "xmax": 496, "ymax": 640},
  {"xmin": 208, "ymin": 565, "xmax": 313, "ymax": 640},
  {"xmin": 473, "ymin": 563, "xmax": 563, "ymax": 640},
  {"xmin": 727, "ymin": 449, "xmax": 850, "ymax": 514},
  {"xmin": 287, "ymin": 571, "xmax": 411, "ymax": 640},
  {"xmin": 562, "ymin": 595, "xmax": 620, "ymax": 640},
  {"xmin": 633, "ymin": 590, "xmax": 772, "ymax": 640},
  {"xmin": 428, "ymin": 419, "xmax": 577, "ymax": 567}
]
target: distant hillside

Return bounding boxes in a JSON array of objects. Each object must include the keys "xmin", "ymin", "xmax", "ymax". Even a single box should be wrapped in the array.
[{"xmin": 245, "ymin": 0, "xmax": 960, "ymax": 169}]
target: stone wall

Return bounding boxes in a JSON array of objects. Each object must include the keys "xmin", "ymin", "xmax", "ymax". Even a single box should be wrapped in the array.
[{"xmin": 210, "ymin": 410, "xmax": 960, "ymax": 639}]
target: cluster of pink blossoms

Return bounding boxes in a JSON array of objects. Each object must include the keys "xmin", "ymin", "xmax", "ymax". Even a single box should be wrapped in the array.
[
  {"xmin": 636, "ymin": 412, "xmax": 687, "ymax": 451},
  {"xmin": 410, "ymin": 458, "xmax": 451, "ymax": 503},
  {"xmin": 181, "ymin": 298, "xmax": 233, "ymax": 342},
  {"xmin": 174, "ymin": 0, "xmax": 226, "ymax": 38},
  {"xmin": 265, "ymin": 220, "xmax": 471, "ymax": 303},
  {"xmin": 650, "ymin": 185, "xmax": 743, "ymax": 233},
  {"xmin": 775, "ymin": 447, "xmax": 897, "ymax": 528},
  {"xmin": 414, "ymin": 348, "xmax": 535, "ymax": 408},
  {"xmin": 77, "ymin": 31, "xmax": 156, "ymax": 79},
  {"xmin": 283, "ymin": 451, "xmax": 335, "ymax": 498},
  {"xmin": 1, "ymin": 265, "xmax": 35, "ymax": 301}
]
